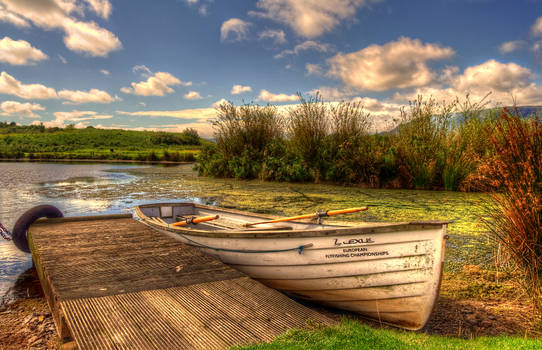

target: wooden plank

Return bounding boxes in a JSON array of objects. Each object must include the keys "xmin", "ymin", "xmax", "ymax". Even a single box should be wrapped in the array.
[{"xmin": 28, "ymin": 217, "xmax": 336, "ymax": 350}]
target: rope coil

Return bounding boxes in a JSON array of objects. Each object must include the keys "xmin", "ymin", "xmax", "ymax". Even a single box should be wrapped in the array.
[{"xmin": 0, "ymin": 222, "xmax": 12, "ymax": 241}]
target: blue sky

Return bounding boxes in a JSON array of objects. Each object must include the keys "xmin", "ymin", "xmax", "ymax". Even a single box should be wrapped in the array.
[{"xmin": 1, "ymin": 0, "xmax": 542, "ymax": 136}]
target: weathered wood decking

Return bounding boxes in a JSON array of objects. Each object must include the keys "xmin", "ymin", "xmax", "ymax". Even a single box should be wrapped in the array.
[{"xmin": 28, "ymin": 215, "xmax": 334, "ymax": 350}]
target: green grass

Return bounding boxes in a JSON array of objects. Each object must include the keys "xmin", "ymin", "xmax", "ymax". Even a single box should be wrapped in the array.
[
  {"xmin": 0, "ymin": 125, "xmax": 209, "ymax": 161},
  {"xmin": 235, "ymin": 319, "xmax": 541, "ymax": 350}
]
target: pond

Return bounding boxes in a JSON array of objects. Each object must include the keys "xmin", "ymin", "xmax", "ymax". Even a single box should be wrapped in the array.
[{"xmin": 0, "ymin": 161, "xmax": 495, "ymax": 304}]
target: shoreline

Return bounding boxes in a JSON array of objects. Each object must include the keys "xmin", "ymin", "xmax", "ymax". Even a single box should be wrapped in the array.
[{"xmin": 0, "ymin": 158, "xmax": 195, "ymax": 165}]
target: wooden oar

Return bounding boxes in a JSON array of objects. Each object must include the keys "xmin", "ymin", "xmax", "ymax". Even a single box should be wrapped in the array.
[
  {"xmin": 243, "ymin": 207, "xmax": 368, "ymax": 227},
  {"xmin": 171, "ymin": 215, "xmax": 220, "ymax": 227}
]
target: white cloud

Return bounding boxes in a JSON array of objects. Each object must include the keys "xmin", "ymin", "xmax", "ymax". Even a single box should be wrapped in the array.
[
  {"xmin": 35, "ymin": 109, "xmax": 113, "ymax": 128},
  {"xmin": 132, "ymin": 65, "xmax": 152, "ymax": 78},
  {"xmin": 0, "ymin": 100, "xmax": 44, "ymax": 118},
  {"xmin": 117, "ymin": 107, "xmax": 216, "ymax": 121},
  {"xmin": 452, "ymin": 59, "xmax": 534, "ymax": 93},
  {"xmin": 100, "ymin": 69, "xmax": 110, "ymax": 76},
  {"xmin": 249, "ymin": 0, "xmax": 376, "ymax": 38},
  {"xmin": 327, "ymin": 37, "xmax": 455, "ymax": 91},
  {"xmin": 220, "ymin": 18, "xmax": 251, "ymax": 42},
  {"xmin": 499, "ymin": 40, "xmax": 527, "ymax": 54},
  {"xmin": 0, "ymin": 71, "xmax": 119, "ymax": 103},
  {"xmin": 231, "ymin": 84, "xmax": 252, "ymax": 94},
  {"xmin": 0, "ymin": 5, "xmax": 30, "ymax": 28},
  {"xmin": 0, "ymin": 37, "xmax": 48, "ymax": 65},
  {"xmin": 351, "ymin": 96, "xmax": 402, "ymax": 114},
  {"xmin": 274, "ymin": 40, "xmax": 331, "ymax": 59},
  {"xmin": 63, "ymin": 19, "xmax": 122, "ymax": 57},
  {"xmin": 258, "ymin": 29, "xmax": 287, "ymax": 44},
  {"xmin": 184, "ymin": 91, "xmax": 202, "ymax": 100},
  {"xmin": 305, "ymin": 63, "xmax": 323, "ymax": 76},
  {"xmin": 121, "ymin": 72, "xmax": 190, "ymax": 96},
  {"xmin": 0, "ymin": 0, "xmax": 122, "ymax": 57},
  {"xmin": 199, "ymin": 5, "xmax": 208, "ymax": 16},
  {"xmin": 53, "ymin": 110, "xmax": 112, "ymax": 121},
  {"xmin": 117, "ymin": 106, "xmax": 218, "ymax": 138},
  {"xmin": 308, "ymin": 86, "xmax": 354, "ymax": 100},
  {"xmin": 84, "ymin": 0, "xmax": 112, "ymax": 19},
  {"xmin": 211, "ymin": 98, "xmax": 229, "ymax": 108},
  {"xmin": 257, "ymin": 89, "xmax": 298, "ymax": 102},
  {"xmin": 58, "ymin": 88, "xmax": 119, "ymax": 104},
  {"xmin": 393, "ymin": 59, "xmax": 542, "ymax": 106},
  {"xmin": 532, "ymin": 16, "xmax": 542, "ymax": 36},
  {"xmin": 0, "ymin": 71, "xmax": 58, "ymax": 99}
]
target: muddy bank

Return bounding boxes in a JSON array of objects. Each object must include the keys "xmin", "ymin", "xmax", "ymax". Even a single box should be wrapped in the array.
[{"xmin": 0, "ymin": 269, "xmax": 56, "ymax": 350}]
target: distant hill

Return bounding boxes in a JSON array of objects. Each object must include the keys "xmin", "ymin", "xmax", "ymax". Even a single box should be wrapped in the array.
[{"xmin": 0, "ymin": 123, "xmax": 210, "ymax": 162}]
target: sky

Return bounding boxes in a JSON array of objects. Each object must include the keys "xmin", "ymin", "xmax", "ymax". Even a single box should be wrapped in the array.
[{"xmin": 1, "ymin": 0, "xmax": 542, "ymax": 137}]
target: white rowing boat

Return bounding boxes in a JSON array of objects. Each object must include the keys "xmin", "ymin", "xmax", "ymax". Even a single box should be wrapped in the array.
[{"xmin": 134, "ymin": 202, "xmax": 447, "ymax": 330}]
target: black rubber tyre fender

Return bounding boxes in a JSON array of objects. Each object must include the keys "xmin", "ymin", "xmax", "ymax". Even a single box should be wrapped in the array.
[{"xmin": 12, "ymin": 205, "xmax": 63, "ymax": 253}]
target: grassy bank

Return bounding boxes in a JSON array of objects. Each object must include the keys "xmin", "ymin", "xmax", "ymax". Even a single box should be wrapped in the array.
[
  {"xmin": 0, "ymin": 122, "xmax": 207, "ymax": 162},
  {"xmin": 236, "ymin": 319, "xmax": 541, "ymax": 350}
]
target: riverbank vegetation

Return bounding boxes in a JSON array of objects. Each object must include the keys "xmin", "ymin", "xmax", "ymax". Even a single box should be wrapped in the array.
[
  {"xmin": 198, "ymin": 94, "xmax": 538, "ymax": 192},
  {"xmin": 472, "ymin": 111, "xmax": 542, "ymax": 313},
  {"xmin": 0, "ymin": 123, "xmax": 205, "ymax": 162},
  {"xmin": 237, "ymin": 318, "xmax": 541, "ymax": 350}
]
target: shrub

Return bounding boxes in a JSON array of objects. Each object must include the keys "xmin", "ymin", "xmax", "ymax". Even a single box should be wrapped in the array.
[
  {"xmin": 260, "ymin": 139, "xmax": 312, "ymax": 182},
  {"xmin": 475, "ymin": 109, "xmax": 542, "ymax": 312},
  {"xmin": 181, "ymin": 128, "xmax": 201, "ymax": 145},
  {"xmin": 287, "ymin": 94, "xmax": 328, "ymax": 182},
  {"xmin": 208, "ymin": 101, "xmax": 283, "ymax": 178},
  {"xmin": 395, "ymin": 95, "xmax": 455, "ymax": 189}
]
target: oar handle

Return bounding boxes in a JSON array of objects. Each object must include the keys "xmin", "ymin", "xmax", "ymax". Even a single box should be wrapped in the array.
[
  {"xmin": 326, "ymin": 207, "xmax": 368, "ymax": 216},
  {"xmin": 171, "ymin": 215, "xmax": 219, "ymax": 227}
]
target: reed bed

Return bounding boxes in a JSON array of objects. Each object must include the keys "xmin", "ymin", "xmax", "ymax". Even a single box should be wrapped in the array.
[{"xmin": 198, "ymin": 93, "xmax": 502, "ymax": 191}]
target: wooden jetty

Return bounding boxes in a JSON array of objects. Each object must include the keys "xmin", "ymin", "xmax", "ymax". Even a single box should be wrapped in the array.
[{"xmin": 28, "ymin": 214, "xmax": 334, "ymax": 350}]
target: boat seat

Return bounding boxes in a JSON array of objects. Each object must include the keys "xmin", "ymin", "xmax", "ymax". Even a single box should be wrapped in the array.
[{"xmin": 149, "ymin": 217, "xmax": 168, "ymax": 225}]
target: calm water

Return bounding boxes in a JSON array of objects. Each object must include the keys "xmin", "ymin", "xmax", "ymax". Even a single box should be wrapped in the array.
[{"xmin": 0, "ymin": 161, "xmax": 161, "ymax": 302}]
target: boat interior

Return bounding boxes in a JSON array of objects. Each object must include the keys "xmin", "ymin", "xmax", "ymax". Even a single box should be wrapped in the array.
[{"xmin": 136, "ymin": 202, "xmax": 350, "ymax": 231}]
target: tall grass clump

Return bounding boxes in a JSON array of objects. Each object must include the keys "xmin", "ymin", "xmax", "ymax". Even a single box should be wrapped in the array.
[
  {"xmin": 395, "ymin": 96, "xmax": 454, "ymax": 189},
  {"xmin": 326, "ymin": 100, "xmax": 376, "ymax": 185},
  {"xmin": 287, "ymin": 94, "xmax": 329, "ymax": 182},
  {"xmin": 442, "ymin": 95, "xmax": 494, "ymax": 190},
  {"xmin": 197, "ymin": 101, "xmax": 283, "ymax": 178},
  {"xmin": 475, "ymin": 109, "xmax": 542, "ymax": 312}
]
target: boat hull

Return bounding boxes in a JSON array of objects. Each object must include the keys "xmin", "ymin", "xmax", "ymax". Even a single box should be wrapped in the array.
[{"xmin": 134, "ymin": 203, "xmax": 446, "ymax": 330}]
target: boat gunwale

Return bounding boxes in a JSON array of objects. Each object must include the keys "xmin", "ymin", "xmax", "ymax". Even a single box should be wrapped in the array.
[{"xmin": 134, "ymin": 202, "xmax": 449, "ymax": 239}]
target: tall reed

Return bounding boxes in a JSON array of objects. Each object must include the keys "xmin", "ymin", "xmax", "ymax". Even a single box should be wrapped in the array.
[
  {"xmin": 287, "ymin": 94, "xmax": 329, "ymax": 182},
  {"xmin": 476, "ymin": 109, "xmax": 542, "ymax": 312},
  {"xmin": 395, "ymin": 95, "xmax": 454, "ymax": 189}
]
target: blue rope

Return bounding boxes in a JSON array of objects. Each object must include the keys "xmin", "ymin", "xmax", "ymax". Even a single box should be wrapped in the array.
[{"xmin": 0, "ymin": 222, "xmax": 12, "ymax": 241}]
